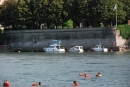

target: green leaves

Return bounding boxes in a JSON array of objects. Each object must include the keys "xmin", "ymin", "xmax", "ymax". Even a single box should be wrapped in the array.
[
  {"xmin": 65, "ymin": 19, "xmax": 73, "ymax": 28},
  {"xmin": 0, "ymin": 0, "xmax": 18, "ymax": 28},
  {"xmin": 117, "ymin": 24, "xmax": 130, "ymax": 39},
  {"xmin": 0, "ymin": 0, "xmax": 130, "ymax": 29}
]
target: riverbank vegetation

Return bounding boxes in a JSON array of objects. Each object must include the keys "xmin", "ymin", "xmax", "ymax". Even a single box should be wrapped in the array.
[
  {"xmin": 0, "ymin": 0, "xmax": 129, "ymax": 29},
  {"xmin": 117, "ymin": 24, "xmax": 130, "ymax": 39}
]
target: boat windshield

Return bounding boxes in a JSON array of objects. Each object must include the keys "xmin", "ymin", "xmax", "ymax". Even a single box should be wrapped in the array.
[
  {"xmin": 49, "ymin": 46, "xmax": 55, "ymax": 48},
  {"xmin": 56, "ymin": 46, "xmax": 64, "ymax": 49},
  {"xmin": 52, "ymin": 40, "xmax": 61, "ymax": 45},
  {"xmin": 75, "ymin": 46, "xmax": 83, "ymax": 49},
  {"xmin": 95, "ymin": 45, "xmax": 102, "ymax": 48},
  {"xmin": 75, "ymin": 47, "xmax": 79, "ymax": 49},
  {"xmin": 95, "ymin": 46, "xmax": 99, "ymax": 48},
  {"xmin": 80, "ymin": 46, "xmax": 83, "ymax": 49}
]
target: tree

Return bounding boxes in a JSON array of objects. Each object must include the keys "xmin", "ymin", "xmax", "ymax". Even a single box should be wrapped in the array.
[
  {"xmin": 18, "ymin": 0, "xmax": 42, "ymax": 29},
  {"xmin": 0, "ymin": 0, "xmax": 129, "ymax": 29},
  {"xmin": 87, "ymin": 0, "xmax": 104, "ymax": 27},
  {"xmin": 64, "ymin": 19, "xmax": 73, "ymax": 28},
  {"xmin": 119, "ymin": 0, "xmax": 130, "ymax": 22},
  {"xmin": 43, "ymin": 0, "xmax": 64, "ymax": 29},
  {"xmin": 0, "ymin": 0, "xmax": 18, "ymax": 29},
  {"xmin": 117, "ymin": 24, "xmax": 130, "ymax": 39},
  {"xmin": 68, "ymin": 0, "xmax": 89, "ymax": 28},
  {"xmin": 94, "ymin": 0, "xmax": 126, "ymax": 27}
]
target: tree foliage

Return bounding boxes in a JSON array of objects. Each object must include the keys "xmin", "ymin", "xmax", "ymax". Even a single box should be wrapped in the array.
[
  {"xmin": 120, "ymin": 0, "xmax": 130, "ymax": 20},
  {"xmin": 65, "ymin": 19, "xmax": 73, "ymax": 28},
  {"xmin": 0, "ymin": 0, "xmax": 129, "ymax": 29},
  {"xmin": 0, "ymin": 0, "xmax": 18, "ymax": 29},
  {"xmin": 17, "ymin": 0, "xmax": 45, "ymax": 29},
  {"xmin": 117, "ymin": 24, "xmax": 130, "ymax": 39}
]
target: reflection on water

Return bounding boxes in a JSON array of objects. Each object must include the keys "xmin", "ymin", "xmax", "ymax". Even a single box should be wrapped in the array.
[{"xmin": 0, "ymin": 52, "xmax": 130, "ymax": 87}]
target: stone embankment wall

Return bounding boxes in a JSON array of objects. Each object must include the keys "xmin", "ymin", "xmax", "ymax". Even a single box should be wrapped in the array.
[{"xmin": 4, "ymin": 28, "xmax": 126, "ymax": 51}]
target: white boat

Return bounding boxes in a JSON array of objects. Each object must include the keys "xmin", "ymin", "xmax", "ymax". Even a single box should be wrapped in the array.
[
  {"xmin": 43, "ymin": 40, "xmax": 65, "ymax": 52},
  {"xmin": 91, "ymin": 45, "xmax": 108, "ymax": 52},
  {"xmin": 69, "ymin": 46, "xmax": 84, "ymax": 53}
]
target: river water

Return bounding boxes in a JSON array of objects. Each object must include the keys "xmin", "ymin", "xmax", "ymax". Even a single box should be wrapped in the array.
[{"xmin": 0, "ymin": 51, "xmax": 130, "ymax": 87}]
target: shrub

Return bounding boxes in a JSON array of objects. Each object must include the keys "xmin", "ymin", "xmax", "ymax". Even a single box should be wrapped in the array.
[{"xmin": 117, "ymin": 24, "xmax": 130, "ymax": 39}]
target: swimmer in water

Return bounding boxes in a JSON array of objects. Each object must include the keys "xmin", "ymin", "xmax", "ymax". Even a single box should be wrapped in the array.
[
  {"xmin": 84, "ymin": 73, "xmax": 91, "ymax": 78},
  {"xmin": 3, "ymin": 80, "xmax": 10, "ymax": 86},
  {"xmin": 39, "ymin": 82, "xmax": 42, "ymax": 86},
  {"xmin": 79, "ymin": 73, "xmax": 84, "ymax": 76},
  {"xmin": 73, "ymin": 81, "xmax": 79, "ymax": 86},
  {"xmin": 96, "ymin": 72, "xmax": 102, "ymax": 77}
]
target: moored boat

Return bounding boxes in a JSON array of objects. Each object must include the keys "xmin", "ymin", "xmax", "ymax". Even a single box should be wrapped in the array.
[
  {"xmin": 69, "ymin": 46, "xmax": 84, "ymax": 53},
  {"xmin": 43, "ymin": 40, "xmax": 65, "ymax": 52},
  {"xmin": 91, "ymin": 44, "xmax": 108, "ymax": 52}
]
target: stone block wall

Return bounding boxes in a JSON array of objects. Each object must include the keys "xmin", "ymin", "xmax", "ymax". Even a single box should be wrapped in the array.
[{"xmin": 4, "ymin": 28, "xmax": 126, "ymax": 49}]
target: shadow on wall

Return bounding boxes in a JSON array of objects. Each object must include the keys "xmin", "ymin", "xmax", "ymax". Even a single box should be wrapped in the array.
[{"xmin": 4, "ymin": 28, "xmax": 122, "ymax": 49}]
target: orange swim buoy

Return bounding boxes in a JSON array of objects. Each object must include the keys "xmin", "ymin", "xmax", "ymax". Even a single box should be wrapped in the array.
[
  {"xmin": 3, "ymin": 83, "xmax": 11, "ymax": 86},
  {"xmin": 32, "ymin": 83, "xmax": 37, "ymax": 86},
  {"xmin": 73, "ymin": 81, "xmax": 79, "ymax": 86},
  {"xmin": 73, "ymin": 83, "xmax": 79, "ymax": 86}
]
